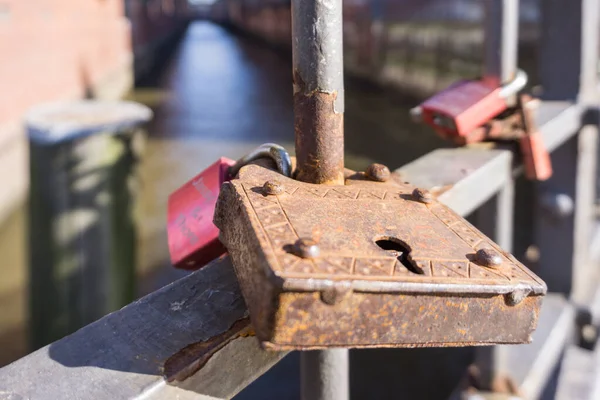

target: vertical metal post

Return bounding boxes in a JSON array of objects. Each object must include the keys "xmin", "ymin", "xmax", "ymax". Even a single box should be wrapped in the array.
[
  {"xmin": 483, "ymin": 0, "xmax": 519, "ymax": 86},
  {"xmin": 26, "ymin": 101, "xmax": 151, "ymax": 350},
  {"xmin": 536, "ymin": 0, "xmax": 600, "ymax": 302},
  {"xmin": 301, "ymin": 349, "xmax": 349, "ymax": 400},
  {"xmin": 291, "ymin": 0, "xmax": 349, "ymax": 398},
  {"xmin": 473, "ymin": 0, "xmax": 519, "ymax": 391},
  {"xmin": 539, "ymin": 0, "xmax": 600, "ymax": 102},
  {"xmin": 292, "ymin": 0, "xmax": 345, "ymax": 185}
]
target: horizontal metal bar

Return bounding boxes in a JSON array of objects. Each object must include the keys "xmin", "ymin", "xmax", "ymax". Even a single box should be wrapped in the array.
[
  {"xmin": 0, "ymin": 100, "xmax": 589, "ymax": 399},
  {"xmin": 397, "ymin": 101, "xmax": 585, "ymax": 215},
  {"xmin": 0, "ymin": 257, "xmax": 286, "ymax": 400},
  {"xmin": 397, "ymin": 147, "xmax": 512, "ymax": 217}
]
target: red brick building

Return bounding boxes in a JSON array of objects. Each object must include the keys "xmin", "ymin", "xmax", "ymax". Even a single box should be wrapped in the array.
[{"xmin": 0, "ymin": 0, "xmax": 188, "ymax": 224}]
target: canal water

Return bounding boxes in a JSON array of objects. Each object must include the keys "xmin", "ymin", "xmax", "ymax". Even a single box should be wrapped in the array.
[{"xmin": 0, "ymin": 19, "xmax": 461, "ymax": 398}]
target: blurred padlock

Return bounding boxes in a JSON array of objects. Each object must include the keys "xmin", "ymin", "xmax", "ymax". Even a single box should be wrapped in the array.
[
  {"xmin": 167, "ymin": 157, "xmax": 235, "ymax": 270},
  {"xmin": 519, "ymin": 95, "xmax": 553, "ymax": 181},
  {"xmin": 413, "ymin": 70, "xmax": 528, "ymax": 139},
  {"xmin": 167, "ymin": 143, "xmax": 292, "ymax": 270}
]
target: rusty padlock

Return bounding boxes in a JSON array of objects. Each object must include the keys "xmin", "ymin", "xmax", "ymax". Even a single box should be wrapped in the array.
[
  {"xmin": 214, "ymin": 162, "xmax": 546, "ymax": 350},
  {"xmin": 167, "ymin": 143, "xmax": 291, "ymax": 270},
  {"xmin": 413, "ymin": 70, "xmax": 528, "ymax": 140},
  {"xmin": 519, "ymin": 95, "xmax": 553, "ymax": 181}
]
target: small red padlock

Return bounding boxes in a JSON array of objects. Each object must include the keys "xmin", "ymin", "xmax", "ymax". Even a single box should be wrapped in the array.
[
  {"xmin": 167, "ymin": 157, "xmax": 235, "ymax": 270},
  {"xmin": 414, "ymin": 70, "xmax": 527, "ymax": 139},
  {"xmin": 519, "ymin": 97, "xmax": 553, "ymax": 181},
  {"xmin": 167, "ymin": 143, "xmax": 292, "ymax": 270}
]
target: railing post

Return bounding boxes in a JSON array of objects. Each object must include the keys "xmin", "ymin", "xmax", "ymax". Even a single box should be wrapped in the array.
[
  {"xmin": 536, "ymin": 0, "xmax": 599, "ymax": 302},
  {"xmin": 472, "ymin": 0, "xmax": 519, "ymax": 391},
  {"xmin": 26, "ymin": 101, "xmax": 151, "ymax": 350},
  {"xmin": 477, "ymin": 0, "xmax": 518, "ymax": 250},
  {"xmin": 292, "ymin": 0, "xmax": 345, "ymax": 186},
  {"xmin": 291, "ymin": 0, "xmax": 349, "ymax": 398}
]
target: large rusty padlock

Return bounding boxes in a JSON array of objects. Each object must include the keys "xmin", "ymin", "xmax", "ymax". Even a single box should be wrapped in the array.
[
  {"xmin": 167, "ymin": 143, "xmax": 291, "ymax": 270},
  {"xmin": 215, "ymin": 162, "xmax": 546, "ymax": 350}
]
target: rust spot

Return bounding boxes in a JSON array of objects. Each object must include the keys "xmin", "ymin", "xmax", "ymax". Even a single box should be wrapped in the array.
[
  {"xmin": 293, "ymin": 70, "xmax": 344, "ymax": 185},
  {"xmin": 163, "ymin": 317, "xmax": 252, "ymax": 382}
]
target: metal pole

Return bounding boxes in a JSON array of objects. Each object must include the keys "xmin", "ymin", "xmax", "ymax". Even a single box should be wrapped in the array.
[
  {"xmin": 301, "ymin": 349, "xmax": 349, "ymax": 400},
  {"xmin": 474, "ymin": 0, "xmax": 519, "ymax": 391},
  {"xmin": 292, "ymin": 0, "xmax": 345, "ymax": 185},
  {"xmin": 291, "ymin": 0, "xmax": 349, "ymax": 397},
  {"xmin": 483, "ymin": 0, "xmax": 519, "ymax": 86}
]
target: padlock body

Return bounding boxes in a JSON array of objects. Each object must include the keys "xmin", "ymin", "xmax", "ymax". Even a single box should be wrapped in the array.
[
  {"xmin": 167, "ymin": 157, "xmax": 235, "ymax": 270},
  {"xmin": 420, "ymin": 80, "xmax": 507, "ymax": 138},
  {"xmin": 215, "ymin": 164, "xmax": 546, "ymax": 350},
  {"xmin": 520, "ymin": 131, "xmax": 553, "ymax": 181}
]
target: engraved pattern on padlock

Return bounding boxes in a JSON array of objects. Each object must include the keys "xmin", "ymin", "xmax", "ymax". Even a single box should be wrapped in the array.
[
  {"xmin": 214, "ymin": 163, "xmax": 546, "ymax": 350},
  {"xmin": 413, "ymin": 69, "xmax": 528, "ymax": 139},
  {"xmin": 167, "ymin": 143, "xmax": 292, "ymax": 270}
]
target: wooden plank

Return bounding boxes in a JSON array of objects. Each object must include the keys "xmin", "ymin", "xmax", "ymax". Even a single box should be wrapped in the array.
[{"xmin": 0, "ymin": 257, "xmax": 286, "ymax": 400}]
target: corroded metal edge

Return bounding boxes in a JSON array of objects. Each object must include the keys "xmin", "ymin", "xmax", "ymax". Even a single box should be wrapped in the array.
[
  {"xmin": 222, "ymin": 164, "xmax": 546, "ymax": 298},
  {"xmin": 262, "ymin": 291, "xmax": 542, "ymax": 350}
]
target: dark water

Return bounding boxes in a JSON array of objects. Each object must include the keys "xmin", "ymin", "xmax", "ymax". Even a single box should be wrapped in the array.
[{"xmin": 143, "ymin": 20, "xmax": 446, "ymax": 170}]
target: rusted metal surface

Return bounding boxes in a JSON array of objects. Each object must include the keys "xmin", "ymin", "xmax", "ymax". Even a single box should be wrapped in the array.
[
  {"xmin": 293, "ymin": 73, "xmax": 345, "ymax": 185},
  {"xmin": 214, "ymin": 163, "xmax": 546, "ymax": 350},
  {"xmin": 164, "ymin": 317, "xmax": 252, "ymax": 382},
  {"xmin": 291, "ymin": 0, "xmax": 345, "ymax": 186}
]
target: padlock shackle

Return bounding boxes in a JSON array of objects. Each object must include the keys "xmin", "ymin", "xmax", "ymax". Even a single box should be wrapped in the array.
[
  {"xmin": 229, "ymin": 143, "xmax": 292, "ymax": 178},
  {"xmin": 498, "ymin": 69, "xmax": 528, "ymax": 99}
]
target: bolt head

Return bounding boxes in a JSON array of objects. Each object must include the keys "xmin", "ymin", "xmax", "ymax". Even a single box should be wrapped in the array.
[
  {"xmin": 320, "ymin": 287, "xmax": 351, "ymax": 305},
  {"xmin": 412, "ymin": 188, "xmax": 433, "ymax": 204},
  {"xmin": 410, "ymin": 106, "xmax": 423, "ymax": 123},
  {"xmin": 262, "ymin": 180, "xmax": 284, "ymax": 195},
  {"xmin": 365, "ymin": 163, "xmax": 391, "ymax": 182},
  {"xmin": 476, "ymin": 248, "xmax": 503, "ymax": 268},
  {"xmin": 293, "ymin": 238, "xmax": 320, "ymax": 259}
]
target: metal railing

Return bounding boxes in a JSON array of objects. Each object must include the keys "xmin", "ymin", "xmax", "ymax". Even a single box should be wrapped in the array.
[{"xmin": 1, "ymin": 0, "xmax": 600, "ymax": 399}]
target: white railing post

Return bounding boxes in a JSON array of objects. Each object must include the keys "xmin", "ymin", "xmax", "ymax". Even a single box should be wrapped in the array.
[{"xmin": 536, "ymin": 0, "xmax": 599, "ymax": 302}]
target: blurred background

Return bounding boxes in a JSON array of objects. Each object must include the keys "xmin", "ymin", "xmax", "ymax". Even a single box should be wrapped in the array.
[{"xmin": 0, "ymin": 0, "xmax": 585, "ymax": 397}]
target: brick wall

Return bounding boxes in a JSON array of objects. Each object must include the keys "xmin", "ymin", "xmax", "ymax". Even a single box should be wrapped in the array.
[
  {"xmin": 125, "ymin": 0, "xmax": 190, "ymax": 80},
  {"xmin": 0, "ymin": 0, "xmax": 132, "ymax": 125},
  {"xmin": 0, "ymin": 0, "xmax": 135, "ymax": 224}
]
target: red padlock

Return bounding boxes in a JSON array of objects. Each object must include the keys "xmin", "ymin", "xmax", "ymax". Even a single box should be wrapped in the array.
[
  {"xmin": 413, "ymin": 70, "xmax": 527, "ymax": 139},
  {"xmin": 519, "ymin": 96, "xmax": 553, "ymax": 181},
  {"xmin": 167, "ymin": 157, "xmax": 235, "ymax": 270},
  {"xmin": 167, "ymin": 143, "xmax": 292, "ymax": 270}
]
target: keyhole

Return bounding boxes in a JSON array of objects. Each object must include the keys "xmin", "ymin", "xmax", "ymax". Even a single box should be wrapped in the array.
[{"xmin": 375, "ymin": 238, "xmax": 424, "ymax": 275}]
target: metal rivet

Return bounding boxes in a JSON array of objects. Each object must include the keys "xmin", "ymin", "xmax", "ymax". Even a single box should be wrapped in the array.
[
  {"xmin": 412, "ymin": 188, "xmax": 433, "ymax": 204},
  {"xmin": 292, "ymin": 238, "xmax": 320, "ymax": 259},
  {"xmin": 320, "ymin": 289, "xmax": 340, "ymax": 305},
  {"xmin": 320, "ymin": 283, "xmax": 351, "ymax": 305},
  {"xmin": 262, "ymin": 180, "xmax": 284, "ymax": 195},
  {"xmin": 505, "ymin": 288, "xmax": 531, "ymax": 306},
  {"xmin": 476, "ymin": 248, "xmax": 503, "ymax": 268},
  {"xmin": 365, "ymin": 163, "xmax": 390, "ymax": 182}
]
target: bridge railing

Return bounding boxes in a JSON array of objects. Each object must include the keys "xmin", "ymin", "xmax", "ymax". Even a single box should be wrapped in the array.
[
  {"xmin": 0, "ymin": 101, "xmax": 597, "ymax": 400},
  {"xmin": 1, "ymin": 0, "xmax": 600, "ymax": 399}
]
